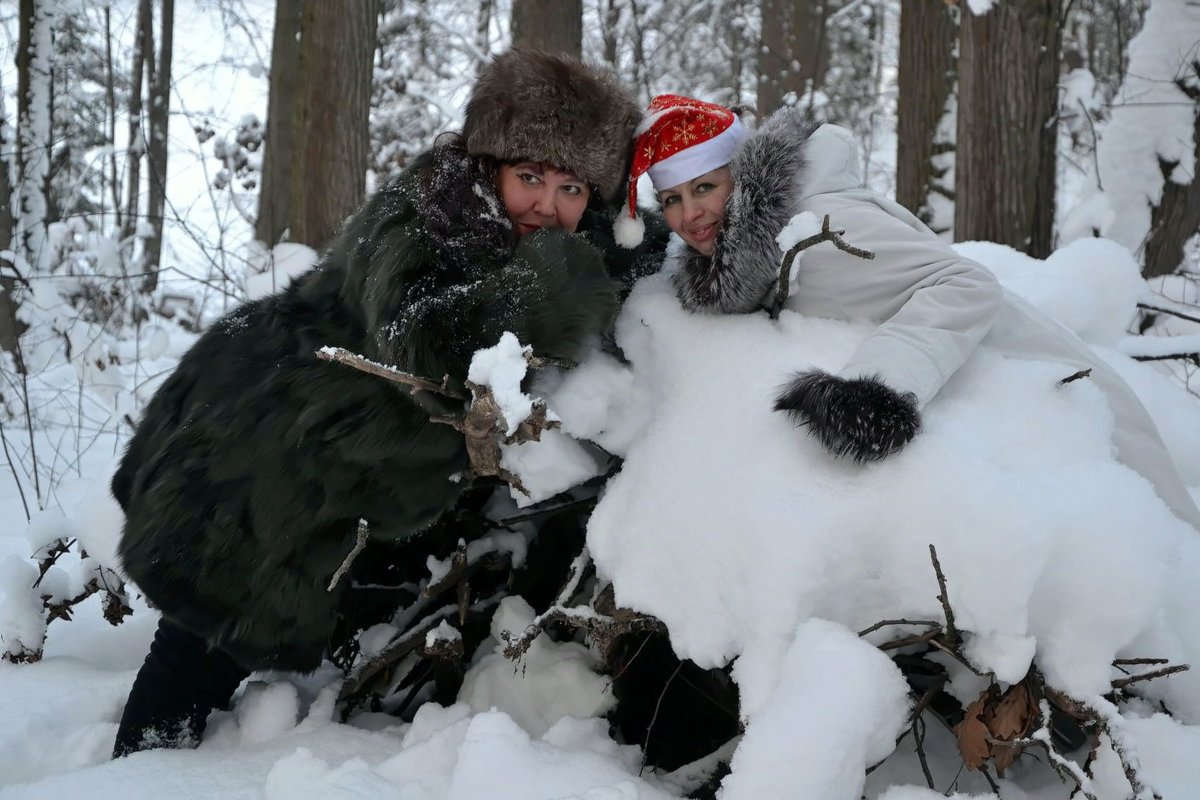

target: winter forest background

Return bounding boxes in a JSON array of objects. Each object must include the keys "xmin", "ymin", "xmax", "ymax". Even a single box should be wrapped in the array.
[{"xmin": 5, "ymin": 0, "xmax": 1200, "ymax": 798}]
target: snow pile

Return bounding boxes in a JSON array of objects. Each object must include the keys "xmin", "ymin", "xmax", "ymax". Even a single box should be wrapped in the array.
[
  {"xmin": 954, "ymin": 237, "xmax": 1144, "ymax": 347},
  {"xmin": 541, "ymin": 253, "xmax": 1200, "ymax": 793},
  {"xmin": 468, "ymin": 332, "xmax": 605, "ymax": 506},
  {"xmin": 245, "ymin": 242, "xmax": 320, "ymax": 301},
  {"xmin": 459, "ymin": 596, "xmax": 615, "ymax": 738}
]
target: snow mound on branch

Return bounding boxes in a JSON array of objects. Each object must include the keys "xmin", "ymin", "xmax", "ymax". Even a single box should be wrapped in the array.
[
  {"xmin": 459, "ymin": 596, "xmax": 615, "ymax": 738},
  {"xmin": 722, "ymin": 619, "xmax": 910, "ymax": 799},
  {"xmin": 546, "ymin": 271, "xmax": 1200, "ymax": 791},
  {"xmin": 955, "ymin": 237, "xmax": 1144, "ymax": 348}
]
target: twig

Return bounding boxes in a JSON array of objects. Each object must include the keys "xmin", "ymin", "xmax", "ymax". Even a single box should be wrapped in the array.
[
  {"xmin": 929, "ymin": 544, "xmax": 959, "ymax": 644},
  {"xmin": 1059, "ymin": 368, "xmax": 1093, "ymax": 386},
  {"xmin": 913, "ymin": 715, "xmax": 935, "ymax": 789},
  {"xmin": 770, "ymin": 214, "xmax": 875, "ymax": 319},
  {"xmin": 1113, "ymin": 657, "xmax": 1170, "ymax": 666},
  {"xmin": 857, "ymin": 618, "xmax": 942, "ymax": 637},
  {"xmin": 337, "ymin": 605, "xmax": 458, "ymax": 703},
  {"xmin": 327, "ymin": 520, "xmax": 369, "ymax": 591},
  {"xmin": 640, "ymin": 661, "xmax": 684, "ymax": 776},
  {"xmin": 1111, "ymin": 664, "xmax": 1189, "ymax": 690},
  {"xmin": 315, "ymin": 346, "xmax": 466, "ymax": 400},
  {"xmin": 1131, "ymin": 352, "xmax": 1200, "ymax": 366},
  {"xmin": 1138, "ymin": 302, "xmax": 1200, "ymax": 325}
]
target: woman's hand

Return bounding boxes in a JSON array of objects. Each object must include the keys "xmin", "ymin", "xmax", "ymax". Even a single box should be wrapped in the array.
[{"xmin": 773, "ymin": 370, "xmax": 920, "ymax": 463}]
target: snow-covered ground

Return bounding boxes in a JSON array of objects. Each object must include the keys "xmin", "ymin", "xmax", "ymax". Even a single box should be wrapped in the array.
[
  {"xmin": 5, "ymin": 232, "xmax": 1200, "ymax": 799},
  {"xmin": 6, "ymin": 2, "xmax": 1200, "ymax": 796}
]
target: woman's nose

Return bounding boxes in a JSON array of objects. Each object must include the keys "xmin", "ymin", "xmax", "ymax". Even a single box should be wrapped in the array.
[
  {"xmin": 531, "ymin": 187, "xmax": 557, "ymax": 219},
  {"xmin": 682, "ymin": 196, "xmax": 702, "ymax": 221}
]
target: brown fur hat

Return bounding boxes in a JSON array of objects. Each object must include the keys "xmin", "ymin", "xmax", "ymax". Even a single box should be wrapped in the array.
[{"xmin": 463, "ymin": 49, "xmax": 639, "ymax": 202}]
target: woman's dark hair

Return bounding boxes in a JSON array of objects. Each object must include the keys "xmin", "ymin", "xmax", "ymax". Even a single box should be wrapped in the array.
[{"xmin": 436, "ymin": 130, "xmax": 601, "ymax": 204}]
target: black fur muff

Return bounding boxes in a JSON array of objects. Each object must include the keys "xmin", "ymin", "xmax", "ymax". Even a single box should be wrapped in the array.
[{"xmin": 774, "ymin": 370, "xmax": 920, "ymax": 463}]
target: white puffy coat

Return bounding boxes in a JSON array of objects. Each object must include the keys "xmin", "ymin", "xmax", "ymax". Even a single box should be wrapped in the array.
[{"xmin": 669, "ymin": 112, "xmax": 1200, "ymax": 529}]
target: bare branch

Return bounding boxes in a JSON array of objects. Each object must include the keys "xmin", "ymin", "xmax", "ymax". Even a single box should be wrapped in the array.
[
  {"xmin": 316, "ymin": 346, "xmax": 466, "ymax": 399},
  {"xmin": 770, "ymin": 214, "xmax": 876, "ymax": 319}
]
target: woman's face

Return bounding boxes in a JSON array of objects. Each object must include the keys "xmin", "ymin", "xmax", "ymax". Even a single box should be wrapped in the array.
[
  {"xmin": 498, "ymin": 162, "xmax": 591, "ymax": 236},
  {"xmin": 658, "ymin": 166, "xmax": 733, "ymax": 255}
]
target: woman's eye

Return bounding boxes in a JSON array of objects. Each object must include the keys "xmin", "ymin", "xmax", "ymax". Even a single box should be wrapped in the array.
[
  {"xmin": 519, "ymin": 172, "xmax": 541, "ymax": 185},
  {"xmin": 695, "ymin": 182, "xmax": 715, "ymax": 194},
  {"xmin": 662, "ymin": 195, "xmax": 679, "ymax": 207},
  {"xmin": 561, "ymin": 184, "xmax": 583, "ymax": 197}
]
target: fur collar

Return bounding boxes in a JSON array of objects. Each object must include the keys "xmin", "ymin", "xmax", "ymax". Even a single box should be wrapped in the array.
[{"xmin": 670, "ymin": 108, "xmax": 819, "ymax": 313}]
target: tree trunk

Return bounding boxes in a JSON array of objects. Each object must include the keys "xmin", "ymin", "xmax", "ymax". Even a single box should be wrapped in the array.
[
  {"xmin": 757, "ymin": 0, "xmax": 830, "ymax": 118},
  {"xmin": 288, "ymin": 0, "xmax": 380, "ymax": 250},
  {"xmin": 476, "ymin": 0, "xmax": 494, "ymax": 61},
  {"xmin": 121, "ymin": 0, "xmax": 151, "ymax": 245},
  {"xmin": 256, "ymin": 0, "xmax": 303, "ymax": 248},
  {"xmin": 142, "ymin": 0, "xmax": 174, "ymax": 293},
  {"xmin": 15, "ymin": 0, "xmax": 56, "ymax": 275},
  {"xmin": 1143, "ymin": 77, "xmax": 1200, "ymax": 278},
  {"xmin": 896, "ymin": 0, "xmax": 957, "ymax": 229},
  {"xmin": 511, "ymin": 0, "xmax": 582, "ymax": 57},
  {"xmin": 104, "ymin": 5, "xmax": 121, "ymax": 233},
  {"xmin": 955, "ymin": 0, "xmax": 1062, "ymax": 258},
  {"xmin": 0, "ymin": 68, "xmax": 20, "ymax": 369}
]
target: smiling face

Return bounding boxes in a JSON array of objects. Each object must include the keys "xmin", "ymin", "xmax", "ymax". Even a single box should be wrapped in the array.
[
  {"xmin": 657, "ymin": 166, "xmax": 734, "ymax": 255},
  {"xmin": 497, "ymin": 161, "xmax": 592, "ymax": 236}
]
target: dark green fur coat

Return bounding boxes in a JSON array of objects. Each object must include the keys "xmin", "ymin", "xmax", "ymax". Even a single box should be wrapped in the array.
[{"xmin": 113, "ymin": 141, "xmax": 665, "ymax": 671}]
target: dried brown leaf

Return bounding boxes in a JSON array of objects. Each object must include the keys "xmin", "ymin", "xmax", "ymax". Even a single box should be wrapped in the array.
[
  {"xmin": 985, "ymin": 682, "xmax": 1037, "ymax": 772},
  {"xmin": 954, "ymin": 689, "xmax": 994, "ymax": 770}
]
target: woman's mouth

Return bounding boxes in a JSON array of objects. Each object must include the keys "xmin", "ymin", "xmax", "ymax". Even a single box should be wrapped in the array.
[
  {"xmin": 517, "ymin": 222, "xmax": 543, "ymax": 235},
  {"xmin": 688, "ymin": 223, "xmax": 717, "ymax": 243}
]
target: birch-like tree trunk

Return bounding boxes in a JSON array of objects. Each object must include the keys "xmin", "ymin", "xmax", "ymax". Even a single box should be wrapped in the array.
[
  {"xmin": 120, "ymin": 0, "xmax": 150, "ymax": 245},
  {"xmin": 15, "ymin": 0, "xmax": 56, "ymax": 275},
  {"xmin": 955, "ymin": 0, "xmax": 1061, "ymax": 258},
  {"xmin": 142, "ymin": 0, "xmax": 174, "ymax": 293},
  {"xmin": 511, "ymin": 0, "xmax": 582, "ymax": 57}
]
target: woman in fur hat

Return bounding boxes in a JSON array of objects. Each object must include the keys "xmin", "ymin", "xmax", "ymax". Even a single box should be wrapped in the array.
[
  {"xmin": 619, "ymin": 94, "xmax": 1200, "ymax": 529},
  {"xmin": 110, "ymin": 49, "xmax": 664, "ymax": 758}
]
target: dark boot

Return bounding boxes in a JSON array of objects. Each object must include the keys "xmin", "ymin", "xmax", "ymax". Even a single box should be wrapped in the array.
[{"xmin": 112, "ymin": 618, "xmax": 250, "ymax": 758}]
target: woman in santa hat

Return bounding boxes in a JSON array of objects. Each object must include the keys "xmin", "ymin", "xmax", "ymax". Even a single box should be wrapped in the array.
[
  {"xmin": 617, "ymin": 94, "xmax": 1200, "ymax": 529},
  {"xmin": 109, "ymin": 50, "xmax": 665, "ymax": 758}
]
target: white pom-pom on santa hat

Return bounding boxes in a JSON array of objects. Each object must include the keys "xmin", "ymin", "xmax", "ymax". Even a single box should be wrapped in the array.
[{"xmin": 614, "ymin": 202, "xmax": 645, "ymax": 249}]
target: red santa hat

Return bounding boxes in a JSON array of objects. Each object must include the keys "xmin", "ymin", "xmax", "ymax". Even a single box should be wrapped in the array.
[{"xmin": 614, "ymin": 94, "xmax": 748, "ymax": 248}]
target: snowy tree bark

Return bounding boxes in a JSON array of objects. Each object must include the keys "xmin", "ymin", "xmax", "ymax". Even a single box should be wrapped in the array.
[
  {"xmin": 142, "ymin": 0, "xmax": 175, "ymax": 294},
  {"xmin": 955, "ymin": 0, "xmax": 1062, "ymax": 258},
  {"xmin": 288, "ymin": 0, "xmax": 380, "ymax": 249},
  {"xmin": 896, "ymin": 0, "xmax": 957, "ymax": 230},
  {"xmin": 14, "ymin": 0, "xmax": 56, "ymax": 275},
  {"xmin": 511, "ymin": 0, "xmax": 582, "ymax": 57},
  {"xmin": 256, "ymin": 0, "xmax": 302, "ymax": 248},
  {"xmin": 120, "ymin": 0, "xmax": 150, "ymax": 245},
  {"xmin": 757, "ymin": 0, "xmax": 830, "ymax": 117},
  {"xmin": 1089, "ymin": 0, "xmax": 1200, "ymax": 277},
  {"xmin": 1142, "ymin": 75, "xmax": 1200, "ymax": 278},
  {"xmin": 0, "ymin": 74, "xmax": 19, "ymax": 367}
]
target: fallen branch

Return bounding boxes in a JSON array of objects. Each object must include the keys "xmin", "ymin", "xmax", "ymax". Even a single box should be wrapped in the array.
[
  {"xmin": 327, "ymin": 519, "xmax": 369, "ymax": 592},
  {"xmin": 770, "ymin": 214, "xmax": 875, "ymax": 319},
  {"xmin": 1111, "ymin": 664, "xmax": 1189, "ymax": 690},
  {"xmin": 316, "ymin": 347, "xmax": 466, "ymax": 400}
]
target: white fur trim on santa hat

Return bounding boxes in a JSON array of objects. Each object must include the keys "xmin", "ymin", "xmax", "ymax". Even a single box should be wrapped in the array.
[
  {"xmin": 646, "ymin": 117, "xmax": 748, "ymax": 191},
  {"xmin": 613, "ymin": 203, "xmax": 646, "ymax": 249}
]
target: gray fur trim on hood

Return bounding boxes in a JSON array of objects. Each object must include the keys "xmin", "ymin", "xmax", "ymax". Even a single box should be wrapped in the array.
[
  {"xmin": 671, "ymin": 107, "xmax": 820, "ymax": 313},
  {"xmin": 463, "ymin": 49, "xmax": 640, "ymax": 203}
]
